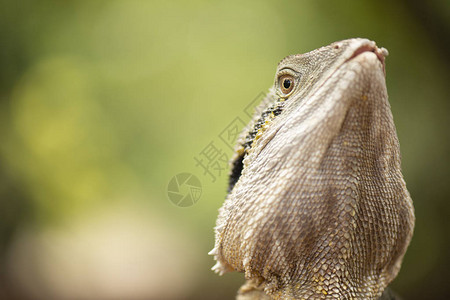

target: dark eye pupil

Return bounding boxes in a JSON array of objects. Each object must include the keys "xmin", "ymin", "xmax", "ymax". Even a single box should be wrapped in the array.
[{"xmin": 283, "ymin": 79, "xmax": 291, "ymax": 89}]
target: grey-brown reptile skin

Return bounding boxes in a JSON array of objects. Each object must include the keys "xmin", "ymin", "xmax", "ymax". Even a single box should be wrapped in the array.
[{"xmin": 209, "ymin": 39, "xmax": 415, "ymax": 299}]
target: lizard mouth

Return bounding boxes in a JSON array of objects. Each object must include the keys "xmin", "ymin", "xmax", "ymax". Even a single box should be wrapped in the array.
[{"xmin": 347, "ymin": 44, "xmax": 388, "ymax": 73}]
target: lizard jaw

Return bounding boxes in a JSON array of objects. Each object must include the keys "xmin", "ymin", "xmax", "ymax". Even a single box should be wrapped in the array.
[{"xmin": 347, "ymin": 42, "xmax": 389, "ymax": 74}]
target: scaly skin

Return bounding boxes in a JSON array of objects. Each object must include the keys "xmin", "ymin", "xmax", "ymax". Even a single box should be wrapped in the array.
[{"xmin": 210, "ymin": 39, "xmax": 415, "ymax": 299}]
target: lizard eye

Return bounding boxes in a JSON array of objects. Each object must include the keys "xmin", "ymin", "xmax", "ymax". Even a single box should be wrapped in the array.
[{"xmin": 279, "ymin": 75, "xmax": 295, "ymax": 95}]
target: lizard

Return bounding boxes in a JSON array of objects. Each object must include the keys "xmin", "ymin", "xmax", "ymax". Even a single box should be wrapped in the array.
[{"xmin": 209, "ymin": 38, "xmax": 415, "ymax": 299}]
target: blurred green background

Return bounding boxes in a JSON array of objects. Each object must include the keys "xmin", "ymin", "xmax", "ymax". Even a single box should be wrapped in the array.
[{"xmin": 0, "ymin": 0, "xmax": 449, "ymax": 299}]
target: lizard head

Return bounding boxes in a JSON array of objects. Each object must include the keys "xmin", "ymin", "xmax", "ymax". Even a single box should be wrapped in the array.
[
  {"xmin": 275, "ymin": 38, "xmax": 388, "ymax": 106},
  {"xmin": 248, "ymin": 38, "xmax": 392, "ymax": 165}
]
